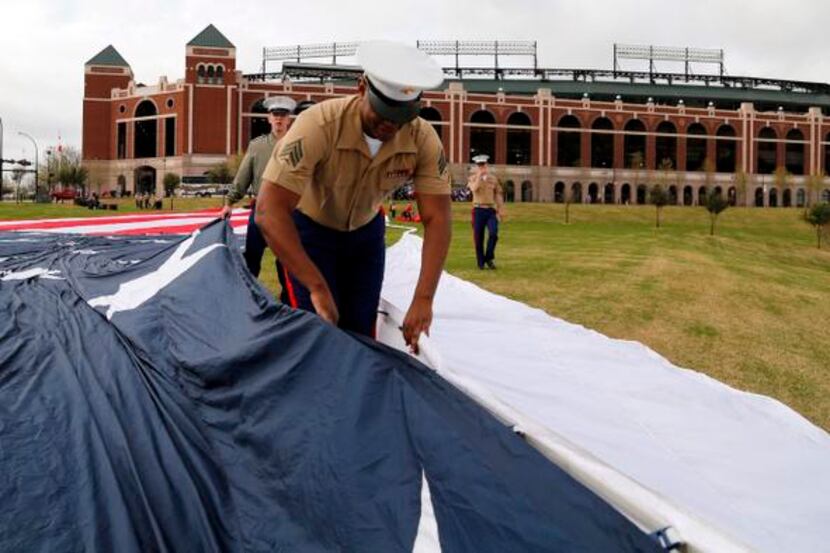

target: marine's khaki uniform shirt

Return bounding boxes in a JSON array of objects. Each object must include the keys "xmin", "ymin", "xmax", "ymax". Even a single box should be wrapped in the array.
[
  {"xmin": 226, "ymin": 133, "xmax": 280, "ymax": 205},
  {"xmin": 468, "ymin": 173, "xmax": 503, "ymax": 207},
  {"xmin": 260, "ymin": 95, "xmax": 451, "ymax": 231}
]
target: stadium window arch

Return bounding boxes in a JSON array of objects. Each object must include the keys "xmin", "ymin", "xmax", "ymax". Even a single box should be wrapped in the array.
[
  {"xmin": 134, "ymin": 100, "xmax": 158, "ymax": 159},
  {"xmin": 419, "ymin": 106, "xmax": 443, "ymax": 139},
  {"xmin": 623, "ymin": 119, "xmax": 646, "ymax": 171},
  {"xmin": 521, "ymin": 180, "xmax": 533, "ymax": 202},
  {"xmin": 785, "ymin": 128, "xmax": 805, "ymax": 176},
  {"xmin": 470, "ymin": 110, "xmax": 496, "ymax": 162},
  {"xmin": 556, "ymin": 115, "xmax": 582, "ymax": 168},
  {"xmin": 590, "ymin": 117, "xmax": 614, "ymax": 169},
  {"xmin": 507, "ymin": 112, "xmax": 532, "ymax": 166}
]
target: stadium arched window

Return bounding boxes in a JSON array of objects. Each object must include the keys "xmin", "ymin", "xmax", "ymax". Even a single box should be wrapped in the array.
[
  {"xmin": 686, "ymin": 123, "xmax": 707, "ymax": 172},
  {"xmin": 591, "ymin": 117, "xmax": 614, "ymax": 169},
  {"xmin": 207, "ymin": 65, "xmax": 215, "ymax": 82},
  {"xmin": 604, "ymin": 183, "xmax": 615, "ymax": 204},
  {"xmin": 215, "ymin": 65, "xmax": 224, "ymax": 82},
  {"xmin": 623, "ymin": 119, "xmax": 646, "ymax": 170},
  {"xmin": 419, "ymin": 107, "xmax": 443, "ymax": 139},
  {"xmin": 554, "ymin": 181, "xmax": 565, "ymax": 203},
  {"xmin": 636, "ymin": 184, "xmax": 648, "ymax": 205},
  {"xmin": 507, "ymin": 112, "xmax": 532, "ymax": 166},
  {"xmin": 134, "ymin": 100, "xmax": 158, "ymax": 159},
  {"xmin": 728, "ymin": 187, "xmax": 738, "ymax": 206},
  {"xmin": 755, "ymin": 187, "xmax": 765, "ymax": 207},
  {"xmin": 135, "ymin": 100, "xmax": 157, "ymax": 118},
  {"xmin": 656, "ymin": 121, "xmax": 678, "ymax": 170},
  {"xmin": 822, "ymin": 189, "xmax": 830, "ymax": 203},
  {"xmin": 698, "ymin": 186, "xmax": 708, "ymax": 205},
  {"xmin": 197, "ymin": 64, "xmax": 206, "ymax": 83},
  {"xmin": 557, "ymin": 115, "xmax": 582, "ymax": 168},
  {"xmin": 757, "ymin": 127, "xmax": 778, "ymax": 174},
  {"xmin": 782, "ymin": 188, "xmax": 792, "ymax": 207},
  {"xmin": 571, "ymin": 182, "xmax": 583, "ymax": 203},
  {"xmin": 469, "ymin": 110, "xmax": 496, "ymax": 162},
  {"xmin": 716, "ymin": 125, "xmax": 737, "ymax": 173},
  {"xmin": 250, "ymin": 98, "xmax": 271, "ymax": 140},
  {"xmin": 683, "ymin": 185, "xmax": 694, "ymax": 206},
  {"xmin": 785, "ymin": 129, "xmax": 805, "ymax": 175},
  {"xmin": 769, "ymin": 187, "xmax": 779, "ymax": 207},
  {"xmin": 503, "ymin": 180, "xmax": 515, "ymax": 202},
  {"xmin": 621, "ymin": 183, "xmax": 632, "ymax": 204},
  {"xmin": 796, "ymin": 188, "xmax": 806, "ymax": 207},
  {"xmin": 521, "ymin": 180, "xmax": 534, "ymax": 202},
  {"xmin": 587, "ymin": 182, "xmax": 599, "ymax": 203},
  {"xmin": 668, "ymin": 185, "xmax": 678, "ymax": 205}
]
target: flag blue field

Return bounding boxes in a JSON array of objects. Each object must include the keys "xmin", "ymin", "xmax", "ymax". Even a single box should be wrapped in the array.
[{"xmin": 0, "ymin": 222, "xmax": 662, "ymax": 552}]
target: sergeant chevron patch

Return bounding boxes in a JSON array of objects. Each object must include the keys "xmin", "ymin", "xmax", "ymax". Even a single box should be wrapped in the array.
[{"xmin": 280, "ymin": 139, "xmax": 304, "ymax": 168}]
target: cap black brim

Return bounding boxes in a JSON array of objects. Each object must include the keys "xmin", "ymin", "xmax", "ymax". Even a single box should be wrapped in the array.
[{"xmin": 366, "ymin": 78, "xmax": 421, "ymax": 124}]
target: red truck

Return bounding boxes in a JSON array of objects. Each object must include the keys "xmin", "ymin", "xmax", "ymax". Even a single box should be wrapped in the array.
[{"xmin": 51, "ymin": 188, "xmax": 77, "ymax": 202}]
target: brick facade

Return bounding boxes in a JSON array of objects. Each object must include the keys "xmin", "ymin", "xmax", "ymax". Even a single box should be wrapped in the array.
[{"xmin": 82, "ymin": 29, "xmax": 830, "ymax": 207}]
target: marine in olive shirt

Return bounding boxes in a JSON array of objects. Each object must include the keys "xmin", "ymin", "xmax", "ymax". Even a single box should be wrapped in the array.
[
  {"xmin": 255, "ymin": 41, "xmax": 452, "ymax": 351},
  {"xmin": 220, "ymin": 96, "xmax": 296, "ymax": 277}
]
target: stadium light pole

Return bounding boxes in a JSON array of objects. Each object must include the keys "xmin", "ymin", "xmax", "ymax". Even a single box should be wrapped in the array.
[{"xmin": 18, "ymin": 131, "xmax": 39, "ymax": 202}]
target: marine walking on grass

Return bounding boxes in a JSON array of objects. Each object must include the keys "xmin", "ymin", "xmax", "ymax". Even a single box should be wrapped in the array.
[{"xmin": 467, "ymin": 154, "xmax": 504, "ymax": 270}]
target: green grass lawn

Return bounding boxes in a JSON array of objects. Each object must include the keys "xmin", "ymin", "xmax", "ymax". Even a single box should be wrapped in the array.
[{"xmin": 3, "ymin": 199, "xmax": 829, "ymax": 429}]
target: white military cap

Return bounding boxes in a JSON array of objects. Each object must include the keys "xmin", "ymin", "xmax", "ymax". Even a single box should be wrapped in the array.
[
  {"xmin": 357, "ymin": 40, "xmax": 444, "ymax": 124},
  {"xmin": 263, "ymin": 96, "xmax": 297, "ymax": 114},
  {"xmin": 472, "ymin": 154, "xmax": 490, "ymax": 164}
]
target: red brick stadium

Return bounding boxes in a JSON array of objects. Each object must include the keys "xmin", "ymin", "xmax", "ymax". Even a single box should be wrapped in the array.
[{"xmin": 83, "ymin": 24, "xmax": 830, "ymax": 207}]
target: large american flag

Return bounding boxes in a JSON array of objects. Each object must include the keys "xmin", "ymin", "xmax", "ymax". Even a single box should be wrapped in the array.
[{"xmin": 0, "ymin": 208, "xmax": 251, "ymax": 236}]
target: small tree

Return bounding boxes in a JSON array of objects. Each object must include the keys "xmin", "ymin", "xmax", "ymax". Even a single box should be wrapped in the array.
[
  {"xmin": 57, "ymin": 163, "xmax": 89, "ymax": 197},
  {"xmin": 163, "ymin": 172, "xmax": 181, "ymax": 210},
  {"xmin": 649, "ymin": 184, "xmax": 669, "ymax": 228},
  {"xmin": 207, "ymin": 162, "xmax": 234, "ymax": 185},
  {"xmin": 804, "ymin": 203, "xmax": 830, "ymax": 249},
  {"xmin": 805, "ymin": 173, "xmax": 826, "ymax": 208},
  {"xmin": 12, "ymin": 168, "xmax": 25, "ymax": 203},
  {"xmin": 705, "ymin": 190, "xmax": 730, "ymax": 236}
]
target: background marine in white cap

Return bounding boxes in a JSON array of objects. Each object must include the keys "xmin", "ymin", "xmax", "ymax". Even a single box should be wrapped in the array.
[
  {"xmin": 468, "ymin": 154, "xmax": 504, "ymax": 269},
  {"xmin": 221, "ymin": 95, "xmax": 296, "ymax": 277},
  {"xmin": 255, "ymin": 40, "xmax": 451, "ymax": 352}
]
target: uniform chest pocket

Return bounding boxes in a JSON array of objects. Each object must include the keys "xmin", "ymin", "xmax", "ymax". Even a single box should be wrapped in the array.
[{"xmin": 380, "ymin": 158, "xmax": 416, "ymax": 191}]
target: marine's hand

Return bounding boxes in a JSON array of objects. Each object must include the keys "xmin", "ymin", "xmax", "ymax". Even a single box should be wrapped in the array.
[
  {"xmin": 403, "ymin": 296, "xmax": 433, "ymax": 354},
  {"xmin": 219, "ymin": 205, "xmax": 233, "ymax": 219},
  {"xmin": 310, "ymin": 286, "xmax": 339, "ymax": 326}
]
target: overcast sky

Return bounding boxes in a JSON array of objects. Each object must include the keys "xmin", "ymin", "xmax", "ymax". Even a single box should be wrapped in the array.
[{"xmin": 1, "ymin": 0, "xmax": 826, "ymax": 162}]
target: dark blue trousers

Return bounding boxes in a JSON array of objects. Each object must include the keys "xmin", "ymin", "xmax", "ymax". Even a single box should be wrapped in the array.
[
  {"xmin": 473, "ymin": 207, "xmax": 499, "ymax": 268},
  {"xmin": 244, "ymin": 208, "xmax": 267, "ymax": 277},
  {"xmin": 278, "ymin": 210, "xmax": 385, "ymax": 337}
]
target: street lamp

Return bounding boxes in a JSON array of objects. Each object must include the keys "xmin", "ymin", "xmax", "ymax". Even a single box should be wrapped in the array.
[{"xmin": 17, "ymin": 131, "xmax": 38, "ymax": 202}]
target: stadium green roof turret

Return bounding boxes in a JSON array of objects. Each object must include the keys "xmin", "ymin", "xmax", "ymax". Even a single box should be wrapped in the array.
[
  {"xmin": 188, "ymin": 24, "xmax": 234, "ymax": 49},
  {"xmin": 85, "ymin": 45, "xmax": 129, "ymax": 67}
]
